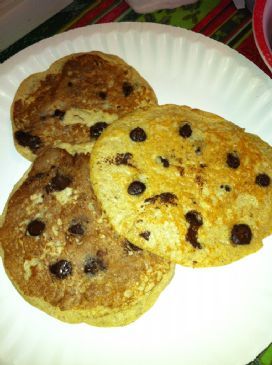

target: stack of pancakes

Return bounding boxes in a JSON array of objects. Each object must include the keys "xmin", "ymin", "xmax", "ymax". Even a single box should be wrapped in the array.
[{"xmin": 0, "ymin": 51, "xmax": 271, "ymax": 327}]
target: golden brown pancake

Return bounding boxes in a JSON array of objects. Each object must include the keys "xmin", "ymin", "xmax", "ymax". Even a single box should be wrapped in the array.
[
  {"xmin": 0, "ymin": 148, "xmax": 174, "ymax": 326},
  {"xmin": 11, "ymin": 51, "xmax": 157, "ymax": 160},
  {"xmin": 90, "ymin": 104, "xmax": 272, "ymax": 267}
]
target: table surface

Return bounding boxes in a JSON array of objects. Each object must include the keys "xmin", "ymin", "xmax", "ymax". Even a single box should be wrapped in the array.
[{"xmin": 0, "ymin": 1, "xmax": 271, "ymax": 364}]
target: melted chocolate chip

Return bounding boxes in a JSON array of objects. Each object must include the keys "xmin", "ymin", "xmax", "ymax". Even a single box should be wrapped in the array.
[
  {"xmin": 130, "ymin": 127, "xmax": 147, "ymax": 142},
  {"xmin": 128, "ymin": 181, "xmax": 146, "ymax": 195},
  {"xmin": 84, "ymin": 257, "xmax": 107, "ymax": 275},
  {"xmin": 255, "ymin": 173, "xmax": 270, "ymax": 187},
  {"xmin": 98, "ymin": 91, "xmax": 107, "ymax": 100},
  {"xmin": 14, "ymin": 130, "xmax": 41, "ymax": 152},
  {"xmin": 67, "ymin": 81, "xmax": 73, "ymax": 87},
  {"xmin": 90, "ymin": 122, "xmax": 108, "ymax": 139},
  {"xmin": 179, "ymin": 123, "xmax": 192, "ymax": 138},
  {"xmin": 139, "ymin": 231, "xmax": 151, "ymax": 241},
  {"xmin": 54, "ymin": 109, "xmax": 65, "ymax": 120},
  {"xmin": 185, "ymin": 210, "xmax": 203, "ymax": 249},
  {"xmin": 45, "ymin": 173, "xmax": 72, "ymax": 193},
  {"xmin": 227, "ymin": 152, "xmax": 240, "ymax": 169},
  {"xmin": 124, "ymin": 239, "xmax": 143, "ymax": 253},
  {"xmin": 159, "ymin": 156, "xmax": 169, "ymax": 168},
  {"xmin": 231, "ymin": 224, "xmax": 252, "ymax": 245},
  {"xmin": 122, "ymin": 82, "xmax": 133, "ymax": 97},
  {"xmin": 145, "ymin": 192, "xmax": 177, "ymax": 205},
  {"xmin": 27, "ymin": 219, "xmax": 45, "ymax": 236},
  {"xmin": 185, "ymin": 210, "xmax": 203, "ymax": 226},
  {"xmin": 68, "ymin": 223, "xmax": 84, "ymax": 235},
  {"xmin": 49, "ymin": 260, "xmax": 72, "ymax": 279},
  {"xmin": 115, "ymin": 152, "xmax": 133, "ymax": 166}
]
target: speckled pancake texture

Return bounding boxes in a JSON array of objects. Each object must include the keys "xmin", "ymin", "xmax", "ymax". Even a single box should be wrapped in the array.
[
  {"xmin": 90, "ymin": 104, "xmax": 272, "ymax": 267},
  {"xmin": 0, "ymin": 148, "xmax": 174, "ymax": 326},
  {"xmin": 11, "ymin": 51, "xmax": 157, "ymax": 160}
]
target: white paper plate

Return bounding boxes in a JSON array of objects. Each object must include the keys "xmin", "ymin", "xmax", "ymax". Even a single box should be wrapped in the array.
[{"xmin": 0, "ymin": 23, "xmax": 272, "ymax": 365}]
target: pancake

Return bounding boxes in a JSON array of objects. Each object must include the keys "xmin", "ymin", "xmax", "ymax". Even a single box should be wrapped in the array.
[
  {"xmin": 0, "ymin": 148, "xmax": 174, "ymax": 326},
  {"xmin": 11, "ymin": 51, "xmax": 157, "ymax": 160},
  {"xmin": 90, "ymin": 104, "xmax": 272, "ymax": 267}
]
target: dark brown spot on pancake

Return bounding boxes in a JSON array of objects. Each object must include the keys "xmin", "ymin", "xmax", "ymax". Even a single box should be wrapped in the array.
[
  {"xmin": 130, "ymin": 127, "xmax": 147, "ymax": 142},
  {"xmin": 14, "ymin": 130, "xmax": 41, "ymax": 152},
  {"xmin": 177, "ymin": 166, "xmax": 184, "ymax": 176},
  {"xmin": 255, "ymin": 173, "xmax": 270, "ymax": 187},
  {"xmin": 195, "ymin": 146, "xmax": 201, "ymax": 154},
  {"xmin": 159, "ymin": 156, "xmax": 169, "ymax": 168},
  {"xmin": 98, "ymin": 91, "xmax": 107, "ymax": 100},
  {"xmin": 128, "ymin": 181, "xmax": 146, "ymax": 195},
  {"xmin": 49, "ymin": 260, "xmax": 72, "ymax": 279},
  {"xmin": 195, "ymin": 175, "xmax": 204, "ymax": 188},
  {"xmin": 115, "ymin": 152, "xmax": 133, "ymax": 166},
  {"xmin": 96, "ymin": 249, "xmax": 107, "ymax": 257},
  {"xmin": 185, "ymin": 210, "xmax": 203, "ymax": 249},
  {"xmin": 200, "ymin": 163, "xmax": 207, "ymax": 168},
  {"xmin": 122, "ymin": 82, "xmax": 133, "ymax": 97},
  {"xmin": 27, "ymin": 219, "xmax": 45, "ymax": 236},
  {"xmin": 179, "ymin": 123, "xmax": 192, "ymax": 138},
  {"xmin": 124, "ymin": 239, "xmax": 143, "ymax": 253},
  {"xmin": 231, "ymin": 224, "xmax": 252, "ymax": 245},
  {"xmin": 68, "ymin": 223, "xmax": 84, "ymax": 235},
  {"xmin": 45, "ymin": 173, "xmax": 72, "ymax": 193},
  {"xmin": 220, "ymin": 184, "xmax": 231, "ymax": 192},
  {"xmin": 139, "ymin": 231, "xmax": 151, "ymax": 241},
  {"xmin": 145, "ymin": 192, "xmax": 177, "ymax": 205},
  {"xmin": 90, "ymin": 122, "xmax": 108, "ymax": 139},
  {"xmin": 67, "ymin": 81, "xmax": 73, "ymax": 87},
  {"xmin": 53, "ymin": 109, "xmax": 65, "ymax": 120},
  {"xmin": 227, "ymin": 152, "xmax": 240, "ymax": 169},
  {"xmin": 84, "ymin": 257, "xmax": 107, "ymax": 275}
]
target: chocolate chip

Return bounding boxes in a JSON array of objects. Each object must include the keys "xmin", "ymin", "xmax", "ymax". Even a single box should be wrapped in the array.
[
  {"xmin": 255, "ymin": 173, "xmax": 270, "ymax": 187},
  {"xmin": 27, "ymin": 219, "xmax": 45, "ymax": 236},
  {"xmin": 130, "ymin": 127, "xmax": 147, "ymax": 142},
  {"xmin": 185, "ymin": 210, "xmax": 203, "ymax": 249},
  {"xmin": 231, "ymin": 224, "xmax": 252, "ymax": 245},
  {"xmin": 14, "ymin": 130, "xmax": 41, "ymax": 152},
  {"xmin": 122, "ymin": 82, "xmax": 133, "ymax": 97},
  {"xmin": 67, "ymin": 81, "xmax": 73, "ymax": 87},
  {"xmin": 139, "ymin": 231, "xmax": 150, "ymax": 241},
  {"xmin": 128, "ymin": 181, "xmax": 146, "ymax": 195},
  {"xmin": 98, "ymin": 91, "xmax": 107, "ymax": 100},
  {"xmin": 124, "ymin": 239, "xmax": 143, "ymax": 253},
  {"xmin": 179, "ymin": 123, "xmax": 192, "ymax": 138},
  {"xmin": 159, "ymin": 156, "xmax": 169, "ymax": 168},
  {"xmin": 145, "ymin": 192, "xmax": 177, "ymax": 205},
  {"xmin": 84, "ymin": 257, "xmax": 107, "ymax": 275},
  {"xmin": 54, "ymin": 109, "xmax": 65, "ymax": 120},
  {"xmin": 115, "ymin": 152, "xmax": 133, "ymax": 166},
  {"xmin": 90, "ymin": 122, "xmax": 108, "ymax": 139},
  {"xmin": 200, "ymin": 163, "xmax": 207, "ymax": 168},
  {"xmin": 49, "ymin": 260, "xmax": 72, "ymax": 279},
  {"xmin": 227, "ymin": 152, "xmax": 240, "ymax": 169},
  {"xmin": 45, "ymin": 173, "xmax": 72, "ymax": 193},
  {"xmin": 185, "ymin": 210, "xmax": 203, "ymax": 227},
  {"xmin": 68, "ymin": 223, "xmax": 84, "ymax": 235},
  {"xmin": 220, "ymin": 184, "xmax": 231, "ymax": 192},
  {"xmin": 195, "ymin": 146, "xmax": 201, "ymax": 154}
]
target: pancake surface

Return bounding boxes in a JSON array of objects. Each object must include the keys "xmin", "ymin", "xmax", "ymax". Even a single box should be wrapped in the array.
[
  {"xmin": 0, "ymin": 148, "xmax": 174, "ymax": 326},
  {"xmin": 90, "ymin": 104, "xmax": 272, "ymax": 267},
  {"xmin": 11, "ymin": 51, "xmax": 157, "ymax": 160}
]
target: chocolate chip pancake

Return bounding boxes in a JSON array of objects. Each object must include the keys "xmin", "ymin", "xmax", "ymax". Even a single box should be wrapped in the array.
[
  {"xmin": 90, "ymin": 104, "xmax": 272, "ymax": 267},
  {"xmin": 0, "ymin": 148, "xmax": 174, "ymax": 326},
  {"xmin": 11, "ymin": 51, "xmax": 157, "ymax": 161}
]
